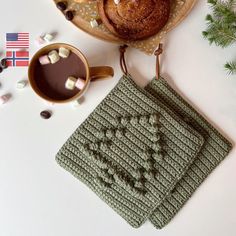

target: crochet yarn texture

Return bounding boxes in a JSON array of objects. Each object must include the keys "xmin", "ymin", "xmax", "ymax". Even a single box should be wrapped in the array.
[
  {"xmin": 145, "ymin": 77, "xmax": 232, "ymax": 228},
  {"xmin": 56, "ymin": 75, "xmax": 205, "ymax": 228}
]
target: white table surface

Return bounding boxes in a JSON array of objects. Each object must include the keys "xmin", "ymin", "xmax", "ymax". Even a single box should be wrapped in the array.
[{"xmin": 0, "ymin": 0, "xmax": 236, "ymax": 235}]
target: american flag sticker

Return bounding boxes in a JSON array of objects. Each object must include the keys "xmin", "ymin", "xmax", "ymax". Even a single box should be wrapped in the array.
[
  {"xmin": 6, "ymin": 51, "xmax": 29, "ymax": 67},
  {"xmin": 6, "ymin": 33, "xmax": 29, "ymax": 49}
]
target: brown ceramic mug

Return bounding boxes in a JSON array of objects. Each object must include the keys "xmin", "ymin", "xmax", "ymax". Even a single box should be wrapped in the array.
[{"xmin": 28, "ymin": 43, "xmax": 114, "ymax": 103}]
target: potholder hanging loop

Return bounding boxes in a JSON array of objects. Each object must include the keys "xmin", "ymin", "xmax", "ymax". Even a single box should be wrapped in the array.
[
  {"xmin": 119, "ymin": 45, "xmax": 128, "ymax": 75},
  {"xmin": 119, "ymin": 44, "xmax": 163, "ymax": 79},
  {"xmin": 154, "ymin": 44, "xmax": 163, "ymax": 79}
]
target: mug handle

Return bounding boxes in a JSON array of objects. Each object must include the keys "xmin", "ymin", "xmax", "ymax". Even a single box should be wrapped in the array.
[{"xmin": 90, "ymin": 66, "xmax": 114, "ymax": 81}]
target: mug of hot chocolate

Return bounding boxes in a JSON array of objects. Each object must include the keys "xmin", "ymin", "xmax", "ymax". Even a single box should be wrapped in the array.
[{"xmin": 28, "ymin": 43, "xmax": 114, "ymax": 103}]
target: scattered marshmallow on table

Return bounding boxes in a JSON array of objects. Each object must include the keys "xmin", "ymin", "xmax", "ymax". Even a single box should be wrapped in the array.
[
  {"xmin": 59, "ymin": 47, "xmax": 70, "ymax": 58},
  {"xmin": 65, "ymin": 76, "xmax": 77, "ymax": 90},
  {"xmin": 39, "ymin": 55, "xmax": 50, "ymax": 65},
  {"xmin": 43, "ymin": 33, "xmax": 54, "ymax": 42},
  {"xmin": 35, "ymin": 36, "xmax": 45, "ymax": 46},
  {"xmin": 48, "ymin": 50, "xmax": 60, "ymax": 64},
  {"xmin": 16, "ymin": 80, "xmax": 27, "ymax": 89},
  {"xmin": 0, "ymin": 94, "xmax": 11, "ymax": 105},
  {"xmin": 71, "ymin": 99, "xmax": 81, "ymax": 108},
  {"xmin": 75, "ymin": 77, "xmax": 86, "ymax": 90}
]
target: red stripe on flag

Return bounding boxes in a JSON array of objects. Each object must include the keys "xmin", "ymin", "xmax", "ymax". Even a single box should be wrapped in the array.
[
  {"xmin": 7, "ymin": 42, "xmax": 29, "ymax": 44},
  {"xmin": 6, "ymin": 45, "xmax": 29, "ymax": 46},
  {"xmin": 6, "ymin": 46, "xmax": 29, "ymax": 48},
  {"xmin": 6, "ymin": 60, "xmax": 13, "ymax": 67},
  {"xmin": 16, "ymin": 51, "xmax": 29, "ymax": 57},
  {"xmin": 6, "ymin": 45, "xmax": 29, "ymax": 47},
  {"xmin": 16, "ymin": 61, "xmax": 29, "ymax": 67},
  {"xmin": 18, "ymin": 35, "xmax": 29, "ymax": 38},
  {"xmin": 6, "ymin": 48, "xmax": 29, "ymax": 49},
  {"xmin": 7, "ymin": 40, "xmax": 29, "ymax": 44},
  {"xmin": 6, "ymin": 51, "xmax": 13, "ymax": 57},
  {"xmin": 7, "ymin": 40, "xmax": 29, "ymax": 41}
]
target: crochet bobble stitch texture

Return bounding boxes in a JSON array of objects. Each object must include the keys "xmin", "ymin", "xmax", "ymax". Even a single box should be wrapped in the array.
[
  {"xmin": 56, "ymin": 75, "xmax": 205, "ymax": 228},
  {"xmin": 145, "ymin": 77, "xmax": 232, "ymax": 228}
]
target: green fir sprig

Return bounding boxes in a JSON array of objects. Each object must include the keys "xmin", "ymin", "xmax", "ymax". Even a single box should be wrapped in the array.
[
  {"xmin": 225, "ymin": 61, "xmax": 236, "ymax": 74},
  {"xmin": 202, "ymin": 0, "xmax": 236, "ymax": 75}
]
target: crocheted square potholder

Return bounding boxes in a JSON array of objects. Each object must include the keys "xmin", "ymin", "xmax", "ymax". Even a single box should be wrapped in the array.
[
  {"xmin": 145, "ymin": 77, "xmax": 232, "ymax": 228},
  {"xmin": 56, "ymin": 75, "xmax": 205, "ymax": 228}
]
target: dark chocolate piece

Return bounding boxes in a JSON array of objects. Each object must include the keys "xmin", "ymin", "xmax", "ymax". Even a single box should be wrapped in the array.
[
  {"xmin": 65, "ymin": 10, "xmax": 74, "ymax": 21},
  {"xmin": 1, "ymin": 58, "xmax": 8, "ymax": 69},
  {"xmin": 40, "ymin": 110, "xmax": 52, "ymax": 119},
  {"xmin": 56, "ymin": 1, "xmax": 67, "ymax": 11}
]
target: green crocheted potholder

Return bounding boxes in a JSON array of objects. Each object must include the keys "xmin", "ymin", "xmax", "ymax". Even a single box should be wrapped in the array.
[
  {"xmin": 56, "ymin": 75, "xmax": 204, "ymax": 228},
  {"xmin": 145, "ymin": 77, "xmax": 232, "ymax": 228}
]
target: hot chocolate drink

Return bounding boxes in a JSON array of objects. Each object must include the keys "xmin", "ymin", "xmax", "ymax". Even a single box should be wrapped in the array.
[
  {"xmin": 34, "ymin": 51, "xmax": 86, "ymax": 101},
  {"xmin": 29, "ymin": 43, "xmax": 114, "ymax": 104}
]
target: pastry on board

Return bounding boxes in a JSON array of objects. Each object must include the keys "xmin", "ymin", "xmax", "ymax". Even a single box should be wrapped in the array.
[{"xmin": 97, "ymin": 0, "xmax": 171, "ymax": 40}]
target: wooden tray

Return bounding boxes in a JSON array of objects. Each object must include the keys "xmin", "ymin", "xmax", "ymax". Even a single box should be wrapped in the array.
[{"xmin": 53, "ymin": 0, "xmax": 197, "ymax": 54}]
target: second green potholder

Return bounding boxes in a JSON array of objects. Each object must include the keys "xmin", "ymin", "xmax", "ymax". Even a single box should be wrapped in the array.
[
  {"xmin": 56, "ymin": 75, "xmax": 204, "ymax": 228},
  {"xmin": 146, "ymin": 77, "xmax": 232, "ymax": 228}
]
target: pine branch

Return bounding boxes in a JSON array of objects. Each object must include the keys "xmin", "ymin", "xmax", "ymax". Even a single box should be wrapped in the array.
[
  {"xmin": 203, "ymin": 0, "xmax": 236, "ymax": 75},
  {"xmin": 212, "ymin": 0, "xmax": 236, "ymax": 24},
  {"xmin": 203, "ymin": 22, "xmax": 236, "ymax": 47},
  {"xmin": 225, "ymin": 61, "xmax": 236, "ymax": 74},
  {"xmin": 202, "ymin": 1, "xmax": 236, "ymax": 48}
]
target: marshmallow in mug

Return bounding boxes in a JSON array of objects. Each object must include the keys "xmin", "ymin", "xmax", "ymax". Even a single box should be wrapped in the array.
[
  {"xmin": 59, "ymin": 47, "xmax": 70, "ymax": 58},
  {"xmin": 65, "ymin": 76, "xmax": 77, "ymax": 90},
  {"xmin": 48, "ymin": 50, "xmax": 60, "ymax": 64},
  {"xmin": 75, "ymin": 78, "xmax": 86, "ymax": 90},
  {"xmin": 39, "ymin": 55, "xmax": 50, "ymax": 65},
  {"xmin": 65, "ymin": 77, "xmax": 86, "ymax": 91}
]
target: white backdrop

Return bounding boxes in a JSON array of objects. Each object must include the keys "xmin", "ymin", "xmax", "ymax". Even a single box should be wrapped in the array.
[{"xmin": 0, "ymin": 0, "xmax": 236, "ymax": 235}]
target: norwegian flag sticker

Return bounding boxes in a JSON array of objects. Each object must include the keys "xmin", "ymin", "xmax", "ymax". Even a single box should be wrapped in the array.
[{"xmin": 6, "ymin": 51, "xmax": 29, "ymax": 67}]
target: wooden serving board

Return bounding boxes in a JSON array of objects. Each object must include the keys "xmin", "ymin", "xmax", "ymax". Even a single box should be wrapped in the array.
[{"xmin": 53, "ymin": 0, "xmax": 197, "ymax": 54}]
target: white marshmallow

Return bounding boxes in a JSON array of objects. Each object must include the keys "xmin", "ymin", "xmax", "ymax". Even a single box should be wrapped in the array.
[
  {"xmin": 48, "ymin": 50, "xmax": 60, "ymax": 64},
  {"xmin": 75, "ymin": 78, "xmax": 86, "ymax": 90},
  {"xmin": 71, "ymin": 99, "xmax": 81, "ymax": 108},
  {"xmin": 39, "ymin": 55, "xmax": 50, "ymax": 65},
  {"xmin": 0, "ymin": 94, "xmax": 11, "ymax": 105},
  {"xmin": 43, "ymin": 33, "xmax": 54, "ymax": 42},
  {"xmin": 65, "ymin": 76, "xmax": 77, "ymax": 90},
  {"xmin": 90, "ymin": 19, "xmax": 99, "ymax": 28},
  {"xmin": 114, "ymin": 0, "xmax": 120, "ymax": 4},
  {"xmin": 59, "ymin": 47, "xmax": 70, "ymax": 58},
  {"xmin": 35, "ymin": 36, "xmax": 45, "ymax": 46},
  {"xmin": 16, "ymin": 80, "xmax": 27, "ymax": 89}
]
